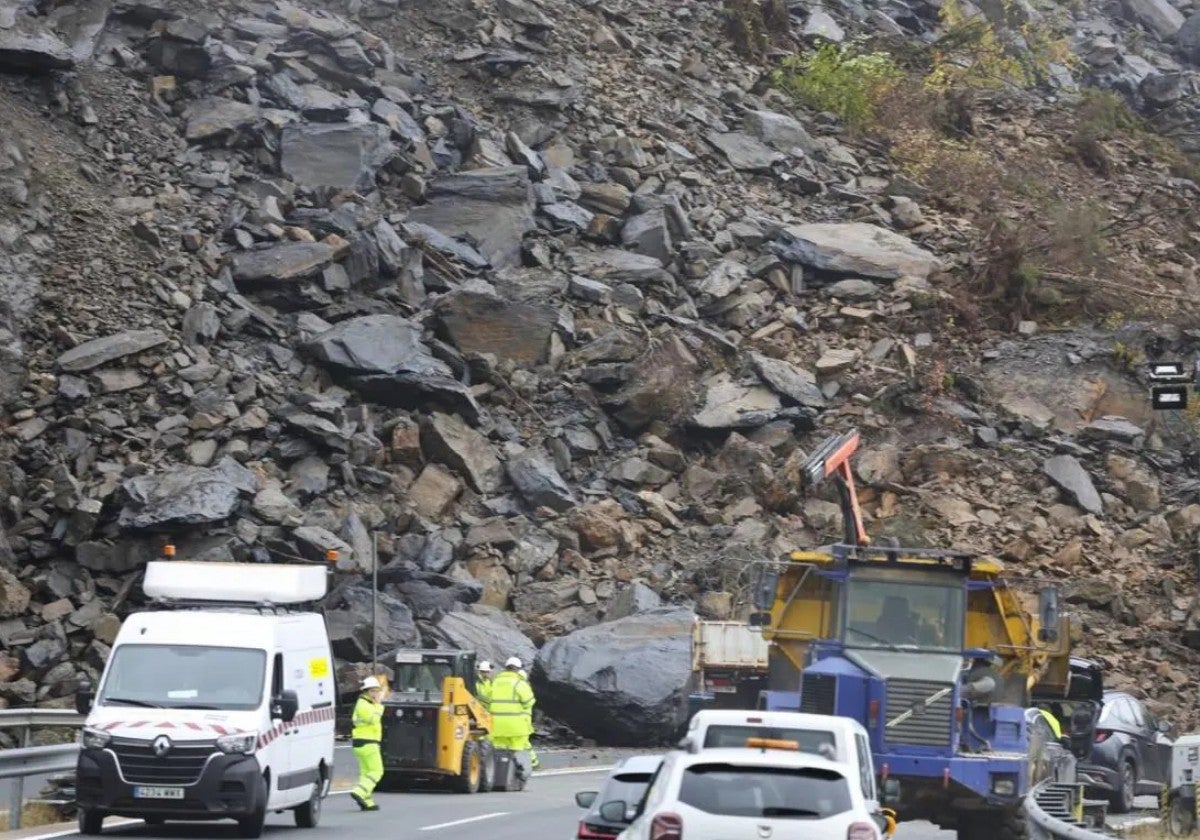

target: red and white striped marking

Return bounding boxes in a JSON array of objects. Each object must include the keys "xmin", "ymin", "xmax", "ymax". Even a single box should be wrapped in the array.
[{"xmin": 256, "ymin": 705, "xmax": 337, "ymax": 750}]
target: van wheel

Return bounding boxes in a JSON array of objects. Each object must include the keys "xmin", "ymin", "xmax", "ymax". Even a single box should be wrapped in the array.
[
  {"xmin": 478, "ymin": 741, "xmax": 495, "ymax": 793},
  {"xmin": 293, "ymin": 780, "xmax": 322, "ymax": 828},
  {"xmin": 453, "ymin": 741, "xmax": 481, "ymax": 793},
  {"xmin": 238, "ymin": 776, "xmax": 268, "ymax": 838},
  {"xmin": 78, "ymin": 809, "xmax": 103, "ymax": 835}
]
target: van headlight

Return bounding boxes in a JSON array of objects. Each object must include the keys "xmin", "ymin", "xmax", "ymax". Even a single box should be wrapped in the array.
[
  {"xmin": 80, "ymin": 727, "xmax": 111, "ymax": 750},
  {"xmin": 217, "ymin": 733, "xmax": 258, "ymax": 755}
]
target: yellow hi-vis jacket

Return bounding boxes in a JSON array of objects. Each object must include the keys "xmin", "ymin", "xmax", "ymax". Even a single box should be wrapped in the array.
[
  {"xmin": 489, "ymin": 669, "xmax": 534, "ymax": 738},
  {"xmin": 352, "ymin": 693, "xmax": 383, "ymax": 742},
  {"xmin": 1038, "ymin": 708, "xmax": 1063, "ymax": 740},
  {"xmin": 476, "ymin": 677, "xmax": 493, "ymax": 710}
]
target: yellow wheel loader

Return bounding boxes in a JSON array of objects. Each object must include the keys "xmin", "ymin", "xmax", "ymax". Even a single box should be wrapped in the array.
[{"xmin": 378, "ymin": 649, "xmax": 496, "ymax": 793}]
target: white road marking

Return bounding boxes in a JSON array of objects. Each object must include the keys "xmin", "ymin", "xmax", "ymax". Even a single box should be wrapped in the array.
[
  {"xmin": 417, "ymin": 812, "xmax": 508, "ymax": 831},
  {"xmin": 531, "ymin": 766, "xmax": 614, "ymax": 777}
]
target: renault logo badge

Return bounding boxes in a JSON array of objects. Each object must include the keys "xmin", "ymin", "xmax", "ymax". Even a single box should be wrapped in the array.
[{"xmin": 152, "ymin": 735, "xmax": 172, "ymax": 758}]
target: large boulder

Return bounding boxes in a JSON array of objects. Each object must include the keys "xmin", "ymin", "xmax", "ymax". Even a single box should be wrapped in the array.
[
  {"xmin": 280, "ymin": 123, "xmax": 396, "ymax": 192},
  {"xmin": 305, "ymin": 314, "xmax": 481, "ymax": 422},
  {"xmin": 532, "ymin": 606, "xmax": 694, "ymax": 745},
  {"xmin": 407, "ymin": 166, "xmax": 537, "ymax": 269},
  {"xmin": 117, "ymin": 457, "xmax": 259, "ymax": 531},
  {"xmin": 772, "ymin": 223, "xmax": 941, "ymax": 281},
  {"xmin": 325, "ymin": 584, "xmax": 419, "ymax": 662},
  {"xmin": 421, "ymin": 606, "xmax": 537, "ymax": 668}
]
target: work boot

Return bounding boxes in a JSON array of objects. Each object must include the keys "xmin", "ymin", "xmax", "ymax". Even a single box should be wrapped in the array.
[
  {"xmin": 365, "ymin": 803, "xmax": 380, "ymax": 812},
  {"xmin": 351, "ymin": 792, "xmax": 369, "ymax": 811}
]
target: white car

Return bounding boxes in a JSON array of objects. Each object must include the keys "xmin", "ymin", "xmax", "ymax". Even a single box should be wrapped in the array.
[{"xmin": 612, "ymin": 739, "xmax": 887, "ymax": 840}]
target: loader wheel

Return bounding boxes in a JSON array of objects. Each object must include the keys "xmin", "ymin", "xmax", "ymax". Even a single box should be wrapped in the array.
[
  {"xmin": 478, "ymin": 741, "xmax": 495, "ymax": 793},
  {"xmin": 1168, "ymin": 796, "xmax": 1196, "ymax": 836},
  {"xmin": 453, "ymin": 741, "xmax": 482, "ymax": 793}
]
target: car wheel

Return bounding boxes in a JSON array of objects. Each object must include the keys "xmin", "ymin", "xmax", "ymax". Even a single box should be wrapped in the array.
[{"xmin": 1108, "ymin": 757, "xmax": 1136, "ymax": 814}]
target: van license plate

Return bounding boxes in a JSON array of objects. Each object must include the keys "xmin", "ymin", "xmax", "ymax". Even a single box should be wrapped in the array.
[{"xmin": 133, "ymin": 787, "xmax": 184, "ymax": 799}]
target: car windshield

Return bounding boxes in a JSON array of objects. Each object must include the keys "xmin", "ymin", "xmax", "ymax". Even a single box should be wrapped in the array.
[
  {"xmin": 844, "ymin": 573, "xmax": 964, "ymax": 652},
  {"xmin": 594, "ymin": 772, "xmax": 656, "ymax": 818},
  {"xmin": 392, "ymin": 662, "xmax": 452, "ymax": 694},
  {"xmin": 703, "ymin": 725, "xmax": 836, "ymax": 757},
  {"xmin": 98, "ymin": 644, "xmax": 266, "ymax": 711},
  {"xmin": 680, "ymin": 763, "xmax": 852, "ymax": 819}
]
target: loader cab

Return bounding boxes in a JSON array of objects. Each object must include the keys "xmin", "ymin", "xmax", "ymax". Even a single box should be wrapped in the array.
[{"xmin": 389, "ymin": 650, "xmax": 477, "ymax": 699}]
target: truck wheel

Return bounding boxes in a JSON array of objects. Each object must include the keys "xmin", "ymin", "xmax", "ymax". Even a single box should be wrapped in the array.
[
  {"xmin": 1109, "ymin": 758, "xmax": 1136, "ymax": 814},
  {"xmin": 453, "ymin": 741, "xmax": 482, "ymax": 794},
  {"xmin": 293, "ymin": 781, "xmax": 322, "ymax": 828},
  {"xmin": 478, "ymin": 741, "xmax": 495, "ymax": 793},
  {"xmin": 78, "ymin": 809, "xmax": 104, "ymax": 836}
]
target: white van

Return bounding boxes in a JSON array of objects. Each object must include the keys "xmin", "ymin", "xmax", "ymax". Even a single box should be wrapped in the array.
[
  {"xmin": 74, "ymin": 560, "xmax": 337, "ymax": 838},
  {"xmin": 681, "ymin": 709, "xmax": 883, "ymax": 813}
]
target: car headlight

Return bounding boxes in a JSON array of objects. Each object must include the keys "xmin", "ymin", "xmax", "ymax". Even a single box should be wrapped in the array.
[
  {"xmin": 81, "ymin": 727, "xmax": 111, "ymax": 750},
  {"xmin": 217, "ymin": 733, "xmax": 258, "ymax": 755}
]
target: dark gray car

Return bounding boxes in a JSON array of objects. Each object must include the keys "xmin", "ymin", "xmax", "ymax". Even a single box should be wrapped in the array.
[
  {"xmin": 573, "ymin": 755, "xmax": 663, "ymax": 839},
  {"xmin": 1078, "ymin": 690, "xmax": 1174, "ymax": 813}
]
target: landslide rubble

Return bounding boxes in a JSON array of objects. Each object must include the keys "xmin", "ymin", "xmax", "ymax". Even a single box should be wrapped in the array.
[{"xmin": 0, "ymin": 0, "xmax": 1199, "ymax": 744}]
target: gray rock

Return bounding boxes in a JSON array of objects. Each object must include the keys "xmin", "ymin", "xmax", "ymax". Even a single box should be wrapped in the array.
[
  {"xmin": 56, "ymin": 329, "xmax": 169, "ymax": 372},
  {"xmin": 401, "ymin": 222, "xmax": 489, "ymax": 270},
  {"xmin": 0, "ymin": 25, "xmax": 74, "ymax": 73},
  {"xmin": 621, "ymin": 209, "xmax": 674, "ymax": 265},
  {"xmin": 326, "ymin": 585, "xmax": 419, "ymax": 661},
  {"xmin": 280, "ymin": 123, "xmax": 396, "ymax": 192},
  {"xmin": 606, "ymin": 582, "xmax": 663, "ymax": 620},
  {"xmin": 803, "ymin": 9, "xmax": 845, "ymax": 41},
  {"xmin": 691, "ymin": 373, "xmax": 782, "ymax": 429},
  {"xmin": 825, "ymin": 278, "xmax": 881, "ymax": 300},
  {"xmin": 542, "ymin": 202, "xmax": 594, "ymax": 231},
  {"xmin": 1082, "ymin": 416, "xmax": 1146, "ymax": 444},
  {"xmin": 292, "ymin": 526, "xmax": 353, "ymax": 564},
  {"xmin": 568, "ymin": 248, "xmax": 673, "ymax": 286},
  {"xmin": 183, "ymin": 97, "xmax": 259, "ymax": 142},
  {"xmin": 743, "ymin": 110, "xmax": 817, "ymax": 153},
  {"xmin": 773, "ymin": 223, "xmax": 941, "ymax": 280},
  {"xmin": 533, "ymin": 606, "xmax": 694, "ymax": 744},
  {"xmin": 749, "ymin": 352, "xmax": 827, "ymax": 409},
  {"xmin": 705, "ymin": 132, "xmax": 784, "ymax": 171},
  {"xmin": 508, "ymin": 449, "xmax": 577, "ymax": 512},
  {"xmin": 422, "ymin": 412, "xmax": 503, "ymax": 494},
  {"xmin": 118, "ymin": 457, "xmax": 259, "ymax": 530},
  {"xmin": 568, "ymin": 275, "xmax": 612, "ymax": 303},
  {"xmin": 694, "ymin": 259, "xmax": 748, "ymax": 298},
  {"xmin": 423, "ymin": 607, "xmax": 537, "ymax": 668},
  {"xmin": 1122, "ymin": 0, "xmax": 1184, "ymax": 37},
  {"xmin": 512, "ymin": 579, "xmax": 578, "ymax": 615},
  {"xmin": 304, "ymin": 314, "xmax": 480, "ymax": 422},
  {"xmin": 407, "ymin": 166, "xmax": 537, "ymax": 270},
  {"xmin": 1180, "ymin": 12, "xmax": 1200, "ymax": 63},
  {"xmin": 0, "ymin": 566, "xmax": 30, "ymax": 619},
  {"xmin": 231, "ymin": 243, "xmax": 335, "ymax": 286},
  {"xmin": 434, "ymin": 288, "xmax": 558, "ymax": 365},
  {"xmin": 1043, "ymin": 455, "xmax": 1104, "ymax": 515}
]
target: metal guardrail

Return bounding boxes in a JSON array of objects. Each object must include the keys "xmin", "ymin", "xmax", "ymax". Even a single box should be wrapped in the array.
[
  {"xmin": 1025, "ymin": 779, "xmax": 1118, "ymax": 840},
  {"xmin": 0, "ymin": 710, "xmax": 85, "ymax": 830}
]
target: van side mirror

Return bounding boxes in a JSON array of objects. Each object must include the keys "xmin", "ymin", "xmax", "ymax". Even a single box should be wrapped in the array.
[
  {"xmin": 882, "ymin": 778, "xmax": 901, "ymax": 807},
  {"xmin": 1158, "ymin": 719, "xmax": 1174, "ymax": 735},
  {"xmin": 75, "ymin": 680, "xmax": 94, "ymax": 715},
  {"xmin": 575, "ymin": 791, "xmax": 597, "ymax": 808},
  {"xmin": 272, "ymin": 689, "xmax": 299, "ymax": 722},
  {"xmin": 1037, "ymin": 587, "xmax": 1060, "ymax": 643}
]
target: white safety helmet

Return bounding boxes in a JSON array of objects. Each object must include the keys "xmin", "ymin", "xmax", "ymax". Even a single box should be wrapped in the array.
[
  {"xmin": 360, "ymin": 676, "xmax": 381, "ymax": 691},
  {"xmin": 478, "ymin": 661, "xmax": 493, "ymax": 673},
  {"xmin": 505, "ymin": 656, "xmax": 523, "ymax": 669}
]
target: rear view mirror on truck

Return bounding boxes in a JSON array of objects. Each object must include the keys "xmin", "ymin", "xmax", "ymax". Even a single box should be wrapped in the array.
[
  {"xmin": 1037, "ymin": 587, "xmax": 1060, "ymax": 643},
  {"xmin": 753, "ymin": 567, "xmax": 780, "ymax": 611}
]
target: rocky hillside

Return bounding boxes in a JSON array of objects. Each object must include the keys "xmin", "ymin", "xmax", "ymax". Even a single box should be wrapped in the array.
[{"xmin": 1, "ymin": 0, "xmax": 1199, "ymax": 744}]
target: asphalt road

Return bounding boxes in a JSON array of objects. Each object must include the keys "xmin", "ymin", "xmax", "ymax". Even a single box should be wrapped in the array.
[{"xmin": 3, "ymin": 747, "xmax": 1158, "ymax": 840}]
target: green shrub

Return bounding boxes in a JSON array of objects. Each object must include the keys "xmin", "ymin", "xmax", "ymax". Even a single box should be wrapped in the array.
[{"xmin": 771, "ymin": 43, "xmax": 901, "ymax": 129}]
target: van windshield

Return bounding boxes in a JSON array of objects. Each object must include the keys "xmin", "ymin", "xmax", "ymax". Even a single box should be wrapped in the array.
[
  {"xmin": 703, "ymin": 725, "xmax": 836, "ymax": 756},
  {"xmin": 98, "ymin": 644, "xmax": 266, "ymax": 711}
]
